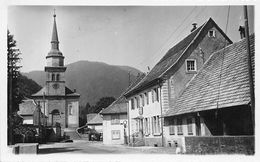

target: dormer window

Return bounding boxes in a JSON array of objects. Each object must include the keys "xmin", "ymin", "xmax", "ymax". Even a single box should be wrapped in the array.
[
  {"xmin": 208, "ymin": 30, "xmax": 216, "ymax": 37},
  {"xmin": 186, "ymin": 59, "xmax": 196, "ymax": 72}
]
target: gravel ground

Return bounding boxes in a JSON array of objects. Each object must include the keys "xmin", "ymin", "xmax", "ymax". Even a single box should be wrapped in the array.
[{"xmin": 38, "ymin": 140, "xmax": 176, "ymax": 154}]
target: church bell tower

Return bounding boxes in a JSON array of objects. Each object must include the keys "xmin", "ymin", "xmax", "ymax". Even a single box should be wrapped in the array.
[{"xmin": 45, "ymin": 12, "xmax": 66, "ymax": 96}]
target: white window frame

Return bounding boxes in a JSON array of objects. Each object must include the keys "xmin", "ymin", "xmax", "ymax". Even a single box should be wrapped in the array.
[
  {"xmin": 186, "ymin": 59, "xmax": 197, "ymax": 72},
  {"xmin": 208, "ymin": 30, "xmax": 216, "ymax": 37},
  {"xmin": 177, "ymin": 118, "xmax": 183, "ymax": 135},
  {"xmin": 111, "ymin": 130, "xmax": 120, "ymax": 140},
  {"xmin": 187, "ymin": 118, "xmax": 193, "ymax": 135}
]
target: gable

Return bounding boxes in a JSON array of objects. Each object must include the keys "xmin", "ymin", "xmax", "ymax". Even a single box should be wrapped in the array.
[
  {"xmin": 125, "ymin": 18, "xmax": 232, "ymax": 97},
  {"xmin": 165, "ymin": 34, "xmax": 254, "ymax": 117}
]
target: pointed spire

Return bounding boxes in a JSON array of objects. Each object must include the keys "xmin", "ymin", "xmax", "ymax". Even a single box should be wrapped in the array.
[
  {"xmin": 51, "ymin": 9, "xmax": 59, "ymax": 44},
  {"xmin": 48, "ymin": 9, "xmax": 62, "ymax": 56}
]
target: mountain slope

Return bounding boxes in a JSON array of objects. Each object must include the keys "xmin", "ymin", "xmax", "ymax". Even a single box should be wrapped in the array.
[{"xmin": 23, "ymin": 60, "xmax": 142, "ymax": 106}]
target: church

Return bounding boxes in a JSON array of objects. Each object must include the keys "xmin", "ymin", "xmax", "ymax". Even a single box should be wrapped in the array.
[{"xmin": 30, "ymin": 13, "xmax": 80, "ymax": 135}]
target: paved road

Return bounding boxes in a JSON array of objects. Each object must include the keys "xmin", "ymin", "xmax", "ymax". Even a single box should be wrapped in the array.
[{"xmin": 38, "ymin": 140, "xmax": 176, "ymax": 154}]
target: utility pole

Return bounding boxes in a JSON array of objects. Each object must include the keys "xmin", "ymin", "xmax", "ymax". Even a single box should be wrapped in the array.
[{"xmin": 244, "ymin": 5, "xmax": 255, "ymax": 134}]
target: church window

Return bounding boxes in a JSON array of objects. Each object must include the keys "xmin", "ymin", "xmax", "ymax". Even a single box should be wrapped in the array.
[
  {"xmin": 51, "ymin": 73, "xmax": 55, "ymax": 81},
  {"xmin": 68, "ymin": 104, "xmax": 73, "ymax": 115},
  {"xmin": 56, "ymin": 74, "xmax": 60, "ymax": 81}
]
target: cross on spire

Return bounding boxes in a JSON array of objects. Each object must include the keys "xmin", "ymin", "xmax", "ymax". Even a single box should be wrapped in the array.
[{"xmin": 53, "ymin": 8, "xmax": 56, "ymax": 18}]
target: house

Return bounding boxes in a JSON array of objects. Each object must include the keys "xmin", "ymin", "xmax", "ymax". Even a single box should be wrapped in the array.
[
  {"xmin": 124, "ymin": 18, "xmax": 232, "ymax": 147},
  {"xmin": 30, "ymin": 13, "xmax": 80, "ymax": 138},
  {"xmin": 87, "ymin": 113, "xmax": 103, "ymax": 133},
  {"xmin": 18, "ymin": 99, "xmax": 46, "ymax": 125},
  {"xmin": 163, "ymin": 34, "xmax": 254, "ymax": 152},
  {"xmin": 101, "ymin": 74, "xmax": 145, "ymax": 145}
]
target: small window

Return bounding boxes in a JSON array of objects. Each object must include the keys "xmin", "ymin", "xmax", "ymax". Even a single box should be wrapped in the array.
[
  {"xmin": 68, "ymin": 103, "xmax": 73, "ymax": 115},
  {"xmin": 145, "ymin": 92, "xmax": 149, "ymax": 105},
  {"xmin": 111, "ymin": 114, "xmax": 120, "ymax": 125},
  {"xmin": 187, "ymin": 118, "xmax": 193, "ymax": 135},
  {"xmin": 51, "ymin": 73, "xmax": 55, "ymax": 81},
  {"xmin": 111, "ymin": 130, "xmax": 120, "ymax": 140},
  {"xmin": 208, "ymin": 30, "xmax": 216, "ymax": 37},
  {"xmin": 56, "ymin": 74, "xmax": 60, "ymax": 81},
  {"xmin": 131, "ymin": 99, "xmax": 135, "ymax": 110},
  {"xmin": 140, "ymin": 94, "xmax": 144, "ymax": 107},
  {"xmin": 169, "ymin": 118, "xmax": 175, "ymax": 135},
  {"xmin": 136, "ymin": 97, "xmax": 140, "ymax": 108},
  {"xmin": 186, "ymin": 59, "xmax": 196, "ymax": 72},
  {"xmin": 177, "ymin": 118, "xmax": 183, "ymax": 135}
]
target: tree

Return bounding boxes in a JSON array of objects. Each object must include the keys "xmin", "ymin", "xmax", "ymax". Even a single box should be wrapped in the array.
[
  {"xmin": 93, "ymin": 97, "xmax": 116, "ymax": 113},
  {"xmin": 7, "ymin": 30, "xmax": 22, "ymax": 145}
]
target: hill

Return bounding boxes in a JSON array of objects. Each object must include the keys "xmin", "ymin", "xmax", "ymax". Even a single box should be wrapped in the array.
[{"xmin": 23, "ymin": 60, "xmax": 142, "ymax": 106}]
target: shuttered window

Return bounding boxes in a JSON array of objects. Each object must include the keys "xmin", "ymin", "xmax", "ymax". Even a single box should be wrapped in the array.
[
  {"xmin": 131, "ymin": 99, "xmax": 135, "ymax": 110},
  {"xmin": 177, "ymin": 118, "xmax": 183, "ymax": 135},
  {"xmin": 169, "ymin": 118, "xmax": 175, "ymax": 135},
  {"xmin": 187, "ymin": 118, "xmax": 193, "ymax": 135}
]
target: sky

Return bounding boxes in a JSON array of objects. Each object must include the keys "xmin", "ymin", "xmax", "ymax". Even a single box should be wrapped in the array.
[{"xmin": 8, "ymin": 6, "xmax": 254, "ymax": 73}]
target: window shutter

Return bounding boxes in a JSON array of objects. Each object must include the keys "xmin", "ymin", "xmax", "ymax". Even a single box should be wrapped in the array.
[
  {"xmin": 152, "ymin": 90, "xmax": 154, "ymax": 103},
  {"xmin": 159, "ymin": 116, "xmax": 161, "ymax": 134},
  {"xmin": 148, "ymin": 117, "xmax": 150, "ymax": 134},
  {"xmin": 151, "ymin": 117, "xmax": 154, "ymax": 134}
]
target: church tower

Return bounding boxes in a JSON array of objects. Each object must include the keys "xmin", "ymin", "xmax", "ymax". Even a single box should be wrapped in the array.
[
  {"xmin": 45, "ymin": 12, "xmax": 66, "ymax": 96},
  {"xmin": 31, "ymin": 11, "xmax": 80, "ymax": 138}
]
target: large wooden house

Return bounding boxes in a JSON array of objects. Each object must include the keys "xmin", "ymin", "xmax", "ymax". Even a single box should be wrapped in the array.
[{"xmin": 124, "ymin": 18, "xmax": 232, "ymax": 147}]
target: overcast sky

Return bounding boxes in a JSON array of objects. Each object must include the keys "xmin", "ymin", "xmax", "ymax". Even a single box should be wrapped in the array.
[{"xmin": 8, "ymin": 6, "xmax": 254, "ymax": 73}]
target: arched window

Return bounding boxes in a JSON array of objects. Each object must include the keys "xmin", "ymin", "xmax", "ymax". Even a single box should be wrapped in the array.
[
  {"xmin": 51, "ymin": 73, "xmax": 55, "ymax": 81},
  {"xmin": 56, "ymin": 74, "xmax": 60, "ymax": 81}
]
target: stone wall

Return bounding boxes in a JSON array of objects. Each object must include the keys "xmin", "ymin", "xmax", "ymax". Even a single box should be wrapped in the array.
[{"xmin": 184, "ymin": 136, "xmax": 254, "ymax": 155}]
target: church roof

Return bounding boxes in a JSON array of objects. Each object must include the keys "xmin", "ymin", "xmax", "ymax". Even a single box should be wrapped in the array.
[
  {"xmin": 165, "ymin": 34, "xmax": 254, "ymax": 117},
  {"xmin": 48, "ymin": 12, "xmax": 63, "ymax": 56},
  {"xmin": 31, "ymin": 86, "xmax": 80, "ymax": 97}
]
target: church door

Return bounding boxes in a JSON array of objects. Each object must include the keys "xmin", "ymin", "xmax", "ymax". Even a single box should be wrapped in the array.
[{"xmin": 51, "ymin": 109, "xmax": 61, "ymax": 126}]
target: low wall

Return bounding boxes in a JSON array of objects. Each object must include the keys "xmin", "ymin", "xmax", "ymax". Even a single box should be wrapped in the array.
[{"xmin": 184, "ymin": 136, "xmax": 254, "ymax": 155}]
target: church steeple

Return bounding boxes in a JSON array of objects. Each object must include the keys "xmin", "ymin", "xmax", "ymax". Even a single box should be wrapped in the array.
[{"xmin": 48, "ymin": 10, "xmax": 63, "ymax": 56}]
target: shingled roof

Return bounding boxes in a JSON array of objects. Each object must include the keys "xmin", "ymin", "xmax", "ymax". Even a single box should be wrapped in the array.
[
  {"xmin": 165, "ymin": 34, "xmax": 254, "ymax": 117},
  {"xmin": 32, "ymin": 86, "xmax": 80, "ymax": 97},
  {"xmin": 125, "ymin": 18, "xmax": 232, "ymax": 97},
  {"xmin": 18, "ymin": 99, "xmax": 37, "ymax": 116},
  {"xmin": 87, "ymin": 113, "xmax": 103, "ymax": 125},
  {"xmin": 102, "ymin": 74, "xmax": 145, "ymax": 115}
]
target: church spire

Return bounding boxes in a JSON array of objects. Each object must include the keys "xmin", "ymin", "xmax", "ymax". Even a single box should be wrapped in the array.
[{"xmin": 48, "ymin": 9, "xmax": 62, "ymax": 56}]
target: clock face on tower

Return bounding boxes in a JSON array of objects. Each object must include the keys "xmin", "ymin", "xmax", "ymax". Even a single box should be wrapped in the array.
[{"xmin": 52, "ymin": 83, "xmax": 59, "ymax": 89}]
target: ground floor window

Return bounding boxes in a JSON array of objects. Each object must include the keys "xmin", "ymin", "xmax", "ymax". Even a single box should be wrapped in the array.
[
  {"xmin": 169, "ymin": 118, "xmax": 175, "ymax": 135},
  {"xmin": 152, "ymin": 116, "xmax": 161, "ymax": 135},
  {"xmin": 177, "ymin": 118, "xmax": 183, "ymax": 135},
  {"xmin": 187, "ymin": 118, "xmax": 193, "ymax": 135},
  {"xmin": 111, "ymin": 130, "xmax": 120, "ymax": 140},
  {"xmin": 144, "ymin": 118, "xmax": 150, "ymax": 135}
]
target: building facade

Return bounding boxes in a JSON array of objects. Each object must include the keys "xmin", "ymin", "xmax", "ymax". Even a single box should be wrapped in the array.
[
  {"xmin": 125, "ymin": 18, "xmax": 232, "ymax": 147},
  {"xmin": 101, "ymin": 75, "xmax": 144, "ymax": 145},
  {"xmin": 31, "ymin": 13, "xmax": 80, "ymax": 136},
  {"xmin": 164, "ymin": 34, "xmax": 255, "ymax": 151}
]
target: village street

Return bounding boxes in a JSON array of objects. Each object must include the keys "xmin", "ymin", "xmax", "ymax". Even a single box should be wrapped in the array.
[{"xmin": 38, "ymin": 140, "xmax": 176, "ymax": 154}]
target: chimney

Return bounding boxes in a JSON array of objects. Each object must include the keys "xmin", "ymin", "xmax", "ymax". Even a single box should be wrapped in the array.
[
  {"xmin": 239, "ymin": 26, "xmax": 245, "ymax": 39},
  {"xmin": 191, "ymin": 23, "xmax": 197, "ymax": 32}
]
